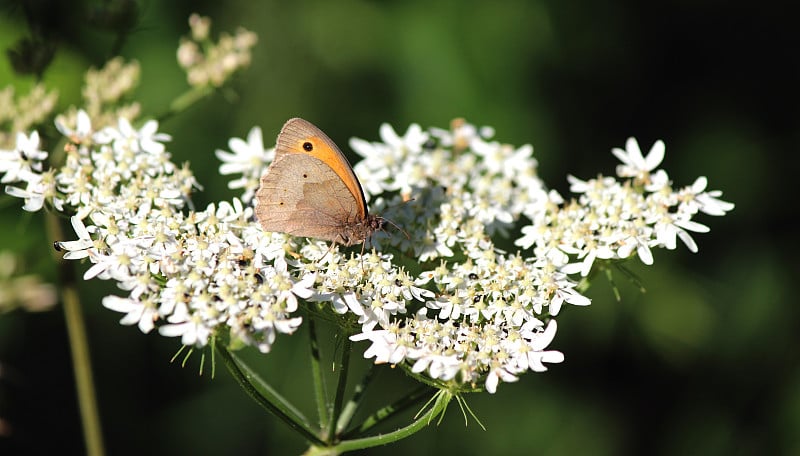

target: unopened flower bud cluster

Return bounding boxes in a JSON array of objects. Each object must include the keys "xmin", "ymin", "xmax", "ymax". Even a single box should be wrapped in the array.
[
  {"xmin": 177, "ymin": 14, "xmax": 257, "ymax": 88},
  {"xmin": 0, "ymin": 84, "xmax": 59, "ymax": 149},
  {"xmin": 53, "ymin": 57, "xmax": 142, "ymax": 137},
  {"xmin": 0, "ymin": 251, "xmax": 57, "ymax": 313}
]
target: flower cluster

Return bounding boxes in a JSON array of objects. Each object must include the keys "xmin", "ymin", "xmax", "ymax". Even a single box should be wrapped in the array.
[
  {"xmin": 215, "ymin": 119, "xmax": 732, "ymax": 392},
  {"xmin": 177, "ymin": 14, "xmax": 257, "ymax": 88},
  {"xmin": 2, "ymin": 110, "xmax": 315, "ymax": 354},
  {"xmin": 336, "ymin": 119, "xmax": 589, "ymax": 391},
  {"xmin": 79, "ymin": 57, "xmax": 142, "ymax": 127},
  {"xmin": 516, "ymin": 138, "xmax": 735, "ymax": 277},
  {"xmin": 2, "ymin": 106, "xmax": 732, "ymax": 392},
  {"xmin": 0, "ymin": 84, "xmax": 59, "ymax": 149}
]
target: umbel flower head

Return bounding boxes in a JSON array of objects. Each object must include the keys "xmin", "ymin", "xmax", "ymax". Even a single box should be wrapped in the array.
[{"xmin": 1, "ymin": 112, "xmax": 733, "ymax": 393}]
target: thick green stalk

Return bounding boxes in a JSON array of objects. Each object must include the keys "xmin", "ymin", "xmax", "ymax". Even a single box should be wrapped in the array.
[{"xmin": 47, "ymin": 212, "xmax": 105, "ymax": 456}]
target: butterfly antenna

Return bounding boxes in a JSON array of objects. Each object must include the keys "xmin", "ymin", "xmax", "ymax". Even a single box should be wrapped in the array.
[
  {"xmin": 383, "ymin": 216, "xmax": 410, "ymax": 240},
  {"xmin": 386, "ymin": 196, "xmax": 415, "ymax": 240}
]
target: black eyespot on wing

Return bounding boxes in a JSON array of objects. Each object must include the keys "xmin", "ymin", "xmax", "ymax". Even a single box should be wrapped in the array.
[{"xmin": 303, "ymin": 141, "xmax": 313, "ymax": 151}]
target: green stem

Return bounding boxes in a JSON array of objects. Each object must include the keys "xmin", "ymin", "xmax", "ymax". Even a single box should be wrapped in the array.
[
  {"xmin": 327, "ymin": 335, "xmax": 352, "ymax": 441},
  {"xmin": 158, "ymin": 85, "xmax": 214, "ymax": 123},
  {"xmin": 615, "ymin": 262, "xmax": 646, "ymax": 294},
  {"xmin": 308, "ymin": 318, "xmax": 329, "ymax": 432},
  {"xmin": 335, "ymin": 364, "xmax": 376, "ymax": 435},
  {"xmin": 326, "ymin": 389, "xmax": 451, "ymax": 454},
  {"xmin": 215, "ymin": 343, "xmax": 325, "ymax": 447},
  {"xmin": 342, "ymin": 385, "xmax": 433, "ymax": 438},
  {"xmin": 47, "ymin": 213, "xmax": 105, "ymax": 456}
]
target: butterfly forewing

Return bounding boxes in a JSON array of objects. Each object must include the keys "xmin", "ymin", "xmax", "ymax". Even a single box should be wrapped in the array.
[
  {"xmin": 255, "ymin": 154, "xmax": 361, "ymax": 242},
  {"xmin": 275, "ymin": 118, "xmax": 368, "ymax": 217}
]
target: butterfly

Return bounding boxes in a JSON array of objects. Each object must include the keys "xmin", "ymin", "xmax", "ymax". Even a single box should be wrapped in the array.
[{"xmin": 255, "ymin": 118, "xmax": 385, "ymax": 247}]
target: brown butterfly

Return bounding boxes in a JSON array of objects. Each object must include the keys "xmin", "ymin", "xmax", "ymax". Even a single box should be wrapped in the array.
[{"xmin": 255, "ymin": 118, "xmax": 385, "ymax": 246}]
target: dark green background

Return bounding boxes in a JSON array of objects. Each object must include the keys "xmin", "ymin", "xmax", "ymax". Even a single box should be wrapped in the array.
[{"xmin": 1, "ymin": 1, "xmax": 796, "ymax": 455}]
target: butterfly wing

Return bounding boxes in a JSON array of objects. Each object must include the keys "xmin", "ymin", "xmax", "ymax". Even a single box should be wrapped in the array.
[
  {"xmin": 255, "ymin": 153, "xmax": 361, "ymax": 242},
  {"xmin": 275, "ymin": 118, "xmax": 368, "ymax": 217}
]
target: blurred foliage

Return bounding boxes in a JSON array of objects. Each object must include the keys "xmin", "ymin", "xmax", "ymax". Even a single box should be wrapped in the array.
[{"xmin": 0, "ymin": 0, "xmax": 796, "ymax": 455}]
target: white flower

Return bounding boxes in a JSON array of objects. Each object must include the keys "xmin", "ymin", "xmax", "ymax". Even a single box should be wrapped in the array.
[
  {"xmin": 349, "ymin": 138, "xmax": 395, "ymax": 196},
  {"xmin": 0, "ymin": 131, "xmax": 48, "ymax": 184},
  {"xmin": 429, "ymin": 119, "xmax": 493, "ymax": 149},
  {"xmin": 517, "ymin": 320, "xmax": 564, "ymax": 372},
  {"xmin": 103, "ymin": 295, "xmax": 158, "ymax": 333},
  {"xmin": 56, "ymin": 216, "xmax": 97, "ymax": 260},
  {"xmin": 560, "ymin": 243, "xmax": 617, "ymax": 277},
  {"xmin": 485, "ymin": 366, "xmax": 519, "ymax": 394},
  {"xmin": 378, "ymin": 122, "xmax": 428, "ymax": 155},
  {"xmin": 82, "ymin": 237, "xmax": 148, "ymax": 281},
  {"xmin": 411, "ymin": 353, "xmax": 462, "ymax": 382},
  {"xmin": 217, "ymin": 126, "xmax": 268, "ymax": 175},
  {"xmin": 159, "ymin": 302, "xmax": 213, "ymax": 347},
  {"xmin": 549, "ymin": 283, "xmax": 591, "ymax": 315},
  {"xmin": 216, "ymin": 126, "xmax": 272, "ymax": 203},
  {"xmin": 350, "ymin": 328, "xmax": 401, "ymax": 364},
  {"xmin": 679, "ymin": 176, "xmax": 735, "ymax": 217},
  {"xmin": 55, "ymin": 110, "xmax": 93, "ymax": 144},
  {"xmin": 617, "ymin": 231, "xmax": 655, "ymax": 265},
  {"xmin": 130, "ymin": 118, "xmax": 172, "ymax": 155},
  {"xmin": 4, "ymin": 171, "xmax": 50, "ymax": 212},
  {"xmin": 612, "ymin": 137, "xmax": 665, "ymax": 180},
  {"xmin": 350, "ymin": 122, "xmax": 429, "ymax": 197}
]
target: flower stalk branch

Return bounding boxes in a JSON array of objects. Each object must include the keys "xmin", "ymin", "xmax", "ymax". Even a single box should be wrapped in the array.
[
  {"xmin": 326, "ymin": 389, "xmax": 451, "ymax": 454},
  {"xmin": 327, "ymin": 335, "xmax": 353, "ymax": 442},
  {"xmin": 215, "ymin": 342, "xmax": 325, "ymax": 447},
  {"xmin": 308, "ymin": 317, "xmax": 329, "ymax": 432},
  {"xmin": 341, "ymin": 385, "xmax": 434, "ymax": 439},
  {"xmin": 46, "ymin": 212, "xmax": 106, "ymax": 456},
  {"xmin": 335, "ymin": 363, "xmax": 377, "ymax": 435}
]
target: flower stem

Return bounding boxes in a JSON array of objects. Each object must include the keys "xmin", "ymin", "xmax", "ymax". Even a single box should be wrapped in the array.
[
  {"xmin": 327, "ymin": 335, "xmax": 352, "ymax": 441},
  {"xmin": 215, "ymin": 343, "xmax": 326, "ymax": 447},
  {"xmin": 47, "ymin": 212, "xmax": 106, "ymax": 456},
  {"xmin": 341, "ymin": 385, "xmax": 433, "ymax": 438},
  {"xmin": 335, "ymin": 364, "xmax": 376, "ymax": 435},
  {"xmin": 159, "ymin": 85, "xmax": 214, "ymax": 122},
  {"xmin": 328, "ymin": 389, "xmax": 451, "ymax": 454},
  {"xmin": 308, "ymin": 317, "xmax": 329, "ymax": 432}
]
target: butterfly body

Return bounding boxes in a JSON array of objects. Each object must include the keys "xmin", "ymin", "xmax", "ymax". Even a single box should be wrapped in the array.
[{"xmin": 255, "ymin": 118, "xmax": 385, "ymax": 246}]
